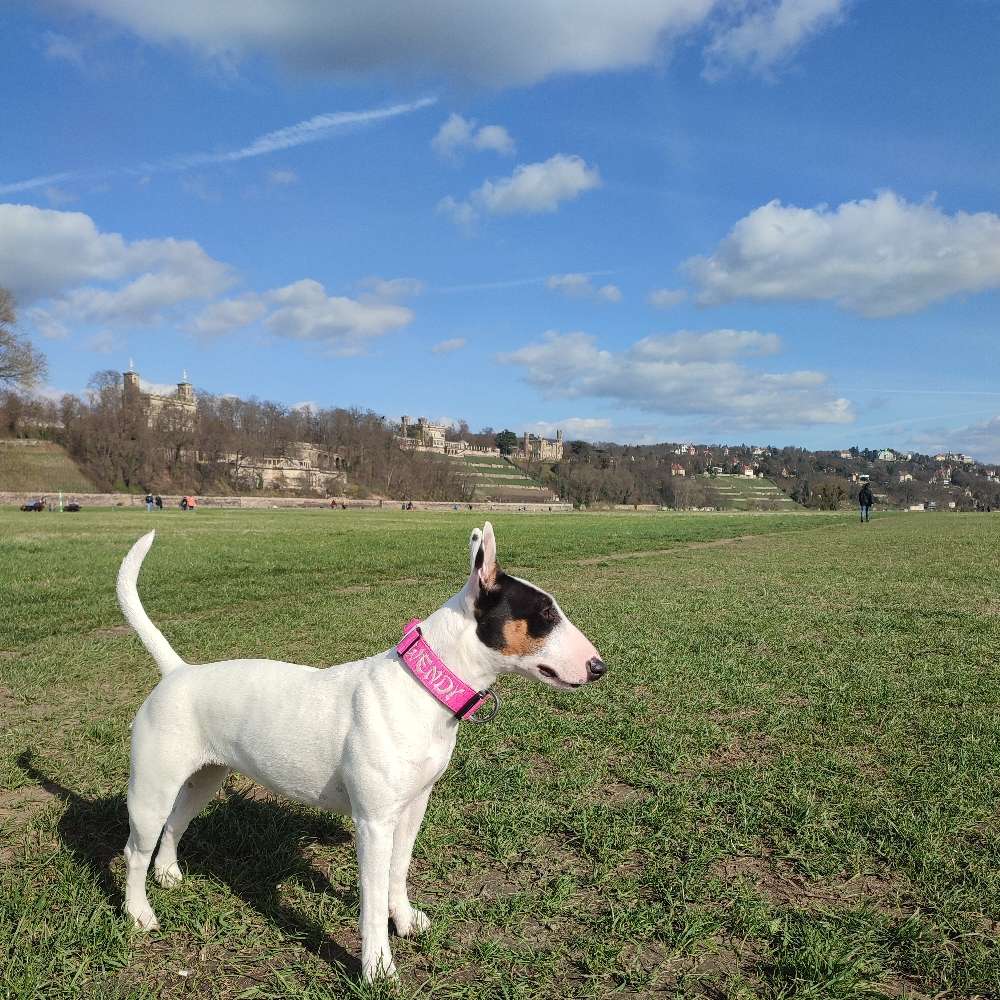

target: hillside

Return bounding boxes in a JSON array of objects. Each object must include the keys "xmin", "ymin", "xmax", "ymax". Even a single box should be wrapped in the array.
[
  {"xmin": 459, "ymin": 454, "xmax": 557, "ymax": 502},
  {"xmin": 0, "ymin": 439, "xmax": 96, "ymax": 493},
  {"xmin": 708, "ymin": 474, "xmax": 798, "ymax": 510}
]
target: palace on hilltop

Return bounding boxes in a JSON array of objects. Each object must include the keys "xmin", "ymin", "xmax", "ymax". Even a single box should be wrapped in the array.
[
  {"xmin": 395, "ymin": 415, "xmax": 564, "ymax": 462},
  {"xmin": 122, "ymin": 365, "xmax": 197, "ymax": 427}
]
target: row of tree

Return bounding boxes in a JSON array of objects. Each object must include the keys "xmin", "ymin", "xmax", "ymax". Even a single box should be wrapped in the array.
[{"xmin": 1, "ymin": 373, "xmax": 473, "ymax": 500}]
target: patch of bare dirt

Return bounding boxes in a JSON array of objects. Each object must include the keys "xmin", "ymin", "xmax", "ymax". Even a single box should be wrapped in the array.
[
  {"xmin": 601, "ymin": 781, "xmax": 645, "ymax": 804},
  {"xmin": 616, "ymin": 933, "xmax": 765, "ymax": 991},
  {"xmin": 706, "ymin": 706, "xmax": 761, "ymax": 723},
  {"xmin": 0, "ymin": 783, "xmax": 56, "ymax": 821},
  {"xmin": 678, "ymin": 732, "xmax": 779, "ymax": 777},
  {"xmin": 778, "ymin": 694, "xmax": 810, "ymax": 708},
  {"xmin": 89, "ymin": 624, "xmax": 133, "ymax": 638},
  {"xmin": 711, "ymin": 851, "xmax": 907, "ymax": 913}
]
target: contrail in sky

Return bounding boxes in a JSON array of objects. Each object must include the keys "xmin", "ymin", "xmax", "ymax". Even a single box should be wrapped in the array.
[
  {"xmin": 0, "ymin": 97, "xmax": 437, "ymax": 196},
  {"xmin": 437, "ymin": 270, "xmax": 618, "ymax": 293}
]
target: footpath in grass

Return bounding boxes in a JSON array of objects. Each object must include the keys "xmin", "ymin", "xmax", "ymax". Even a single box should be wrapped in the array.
[{"xmin": 1, "ymin": 509, "xmax": 998, "ymax": 999}]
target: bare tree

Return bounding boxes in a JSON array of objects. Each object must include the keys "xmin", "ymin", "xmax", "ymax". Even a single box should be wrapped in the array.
[{"xmin": 0, "ymin": 288, "xmax": 48, "ymax": 390}]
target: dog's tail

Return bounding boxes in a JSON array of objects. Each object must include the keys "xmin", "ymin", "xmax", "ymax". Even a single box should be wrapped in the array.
[{"xmin": 117, "ymin": 531, "xmax": 186, "ymax": 676}]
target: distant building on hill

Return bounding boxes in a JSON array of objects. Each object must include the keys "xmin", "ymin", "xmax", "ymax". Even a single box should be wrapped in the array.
[
  {"xmin": 225, "ymin": 442, "xmax": 346, "ymax": 492},
  {"xmin": 877, "ymin": 449, "xmax": 896, "ymax": 461},
  {"xmin": 518, "ymin": 429, "xmax": 563, "ymax": 462},
  {"xmin": 123, "ymin": 365, "xmax": 197, "ymax": 427},
  {"xmin": 394, "ymin": 415, "xmax": 562, "ymax": 461}
]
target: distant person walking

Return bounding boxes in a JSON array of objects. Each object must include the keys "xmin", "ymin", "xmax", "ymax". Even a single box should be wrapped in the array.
[
  {"xmin": 145, "ymin": 492, "xmax": 154, "ymax": 513},
  {"xmin": 859, "ymin": 483, "xmax": 874, "ymax": 523},
  {"xmin": 155, "ymin": 495, "xmax": 163, "ymax": 510}
]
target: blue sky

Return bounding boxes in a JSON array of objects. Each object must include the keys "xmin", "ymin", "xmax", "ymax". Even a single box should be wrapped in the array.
[{"xmin": 3, "ymin": 1, "xmax": 1000, "ymax": 458}]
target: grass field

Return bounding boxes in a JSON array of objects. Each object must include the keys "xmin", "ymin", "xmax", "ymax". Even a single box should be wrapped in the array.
[
  {"xmin": 0, "ymin": 440, "xmax": 96, "ymax": 494},
  {"xmin": 1, "ymin": 508, "xmax": 999, "ymax": 999}
]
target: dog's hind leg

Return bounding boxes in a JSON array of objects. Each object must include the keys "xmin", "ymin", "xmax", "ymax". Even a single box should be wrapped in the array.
[
  {"xmin": 124, "ymin": 773, "xmax": 187, "ymax": 931},
  {"xmin": 354, "ymin": 816, "xmax": 397, "ymax": 980},
  {"xmin": 154, "ymin": 764, "xmax": 230, "ymax": 888},
  {"xmin": 388, "ymin": 789, "xmax": 432, "ymax": 937}
]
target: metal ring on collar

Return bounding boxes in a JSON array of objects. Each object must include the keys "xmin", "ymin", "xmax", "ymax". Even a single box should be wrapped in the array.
[{"xmin": 466, "ymin": 688, "xmax": 500, "ymax": 724}]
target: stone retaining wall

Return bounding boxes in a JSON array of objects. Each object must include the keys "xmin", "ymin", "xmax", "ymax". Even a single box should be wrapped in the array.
[{"xmin": 0, "ymin": 491, "xmax": 572, "ymax": 514}]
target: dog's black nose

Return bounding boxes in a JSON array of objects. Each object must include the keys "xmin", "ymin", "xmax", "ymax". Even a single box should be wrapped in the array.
[{"xmin": 587, "ymin": 656, "xmax": 607, "ymax": 680}]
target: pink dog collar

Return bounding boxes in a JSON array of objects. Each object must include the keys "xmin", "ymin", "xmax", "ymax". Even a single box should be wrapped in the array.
[{"xmin": 396, "ymin": 619, "xmax": 499, "ymax": 722}]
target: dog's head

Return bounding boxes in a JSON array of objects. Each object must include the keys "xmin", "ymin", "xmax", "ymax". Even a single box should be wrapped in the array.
[{"xmin": 465, "ymin": 522, "xmax": 606, "ymax": 689}]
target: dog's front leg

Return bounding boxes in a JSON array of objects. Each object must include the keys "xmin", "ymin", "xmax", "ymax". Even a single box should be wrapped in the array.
[
  {"xmin": 354, "ymin": 816, "xmax": 396, "ymax": 980},
  {"xmin": 389, "ymin": 789, "xmax": 432, "ymax": 937}
]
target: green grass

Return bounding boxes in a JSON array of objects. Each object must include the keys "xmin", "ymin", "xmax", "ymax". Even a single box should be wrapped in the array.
[
  {"xmin": 0, "ymin": 440, "xmax": 97, "ymax": 493},
  {"xmin": 1, "ymin": 508, "xmax": 999, "ymax": 999}
]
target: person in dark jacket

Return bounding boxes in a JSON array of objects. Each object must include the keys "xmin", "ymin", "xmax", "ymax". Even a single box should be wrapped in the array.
[{"xmin": 858, "ymin": 483, "xmax": 874, "ymax": 522}]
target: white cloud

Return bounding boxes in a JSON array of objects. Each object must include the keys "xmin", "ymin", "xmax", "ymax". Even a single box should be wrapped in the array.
[
  {"xmin": 528, "ymin": 416, "xmax": 613, "ymax": 440},
  {"xmin": 911, "ymin": 415, "xmax": 1000, "ymax": 464},
  {"xmin": 139, "ymin": 376, "xmax": 184, "ymax": 395},
  {"xmin": 705, "ymin": 0, "xmax": 847, "ymax": 80},
  {"xmin": 61, "ymin": 2, "xmax": 850, "ymax": 86},
  {"xmin": 0, "ymin": 204, "xmax": 234, "ymax": 335},
  {"xmin": 499, "ymin": 329, "xmax": 853, "ymax": 428},
  {"xmin": 190, "ymin": 295, "xmax": 266, "ymax": 336},
  {"xmin": 432, "ymin": 114, "xmax": 515, "ymax": 160},
  {"xmin": 685, "ymin": 191, "xmax": 1000, "ymax": 317},
  {"xmin": 546, "ymin": 273, "xmax": 591, "ymax": 297},
  {"xmin": 263, "ymin": 279, "xmax": 413, "ymax": 356},
  {"xmin": 474, "ymin": 124, "xmax": 516, "ymax": 156},
  {"xmin": 647, "ymin": 287, "xmax": 687, "ymax": 309},
  {"xmin": 436, "ymin": 194, "xmax": 478, "ymax": 230},
  {"xmin": 267, "ymin": 168, "xmax": 298, "ymax": 185},
  {"xmin": 441, "ymin": 154, "xmax": 600, "ymax": 227},
  {"xmin": 28, "ymin": 383, "xmax": 72, "ymax": 403},
  {"xmin": 546, "ymin": 273, "xmax": 622, "ymax": 303},
  {"xmin": 86, "ymin": 330, "xmax": 122, "ymax": 354},
  {"xmin": 26, "ymin": 307, "xmax": 69, "ymax": 340},
  {"xmin": 476, "ymin": 155, "xmax": 600, "ymax": 215},
  {"xmin": 431, "ymin": 337, "xmax": 467, "ymax": 354},
  {"xmin": 49, "ymin": 2, "xmax": 706, "ymax": 85}
]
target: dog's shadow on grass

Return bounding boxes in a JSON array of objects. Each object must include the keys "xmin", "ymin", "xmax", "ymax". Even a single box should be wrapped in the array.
[{"xmin": 17, "ymin": 751, "xmax": 361, "ymax": 977}]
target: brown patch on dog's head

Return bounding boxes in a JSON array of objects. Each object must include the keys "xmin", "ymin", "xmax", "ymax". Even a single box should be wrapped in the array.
[{"xmin": 501, "ymin": 617, "xmax": 547, "ymax": 657}]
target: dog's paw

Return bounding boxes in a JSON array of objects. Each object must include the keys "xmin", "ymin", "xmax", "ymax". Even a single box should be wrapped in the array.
[
  {"xmin": 361, "ymin": 950, "xmax": 397, "ymax": 982},
  {"xmin": 154, "ymin": 862, "xmax": 183, "ymax": 888},
  {"xmin": 129, "ymin": 906, "xmax": 160, "ymax": 932},
  {"xmin": 391, "ymin": 904, "xmax": 430, "ymax": 937}
]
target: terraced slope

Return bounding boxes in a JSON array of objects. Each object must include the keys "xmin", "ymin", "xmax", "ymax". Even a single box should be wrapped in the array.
[
  {"xmin": 0, "ymin": 440, "xmax": 96, "ymax": 493},
  {"xmin": 708, "ymin": 474, "xmax": 799, "ymax": 510},
  {"xmin": 459, "ymin": 454, "xmax": 556, "ymax": 501}
]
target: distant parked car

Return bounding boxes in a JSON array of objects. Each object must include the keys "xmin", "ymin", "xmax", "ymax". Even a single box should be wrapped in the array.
[{"xmin": 20, "ymin": 498, "xmax": 46, "ymax": 512}]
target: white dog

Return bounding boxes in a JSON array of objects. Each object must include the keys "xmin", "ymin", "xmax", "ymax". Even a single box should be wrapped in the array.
[{"xmin": 117, "ymin": 521, "xmax": 606, "ymax": 979}]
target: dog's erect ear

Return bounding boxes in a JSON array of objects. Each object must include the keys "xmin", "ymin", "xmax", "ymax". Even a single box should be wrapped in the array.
[{"xmin": 468, "ymin": 521, "xmax": 498, "ymax": 590}]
